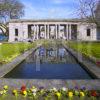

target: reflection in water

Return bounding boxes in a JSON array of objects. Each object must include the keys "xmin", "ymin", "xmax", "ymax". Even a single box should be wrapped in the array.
[
  {"xmin": 32, "ymin": 46, "xmax": 75, "ymax": 64},
  {"xmin": 4, "ymin": 45, "xmax": 92, "ymax": 79}
]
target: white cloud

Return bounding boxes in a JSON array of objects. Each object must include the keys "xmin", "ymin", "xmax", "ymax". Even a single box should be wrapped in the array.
[{"xmin": 22, "ymin": 0, "xmax": 77, "ymax": 19}]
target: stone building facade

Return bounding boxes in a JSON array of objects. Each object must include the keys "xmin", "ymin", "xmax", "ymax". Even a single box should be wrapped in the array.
[{"xmin": 8, "ymin": 19, "xmax": 97, "ymax": 42}]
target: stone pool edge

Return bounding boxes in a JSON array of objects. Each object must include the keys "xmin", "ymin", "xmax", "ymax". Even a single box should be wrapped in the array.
[
  {"xmin": 0, "ymin": 79, "xmax": 100, "ymax": 90},
  {"xmin": 0, "ymin": 47, "xmax": 38, "ymax": 78},
  {"xmin": 63, "ymin": 44, "xmax": 100, "ymax": 79}
]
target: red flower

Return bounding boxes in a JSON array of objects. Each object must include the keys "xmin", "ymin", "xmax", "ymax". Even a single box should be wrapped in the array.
[
  {"xmin": 21, "ymin": 85, "xmax": 26, "ymax": 91},
  {"xmin": 96, "ymin": 61, "xmax": 100, "ymax": 66},
  {"xmin": 91, "ymin": 90, "xmax": 97, "ymax": 97}
]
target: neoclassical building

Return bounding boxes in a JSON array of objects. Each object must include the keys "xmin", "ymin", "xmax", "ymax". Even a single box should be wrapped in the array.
[{"xmin": 8, "ymin": 19, "xmax": 98, "ymax": 42}]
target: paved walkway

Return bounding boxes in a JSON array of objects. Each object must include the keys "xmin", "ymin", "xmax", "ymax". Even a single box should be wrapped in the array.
[{"xmin": 0, "ymin": 79, "xmax": 100, "ymax": 90}]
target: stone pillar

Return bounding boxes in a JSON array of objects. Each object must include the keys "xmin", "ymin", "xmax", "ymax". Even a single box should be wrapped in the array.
[
  {"xmin": 33, "ymin": 25, "xmax": 36, "ymax": 40},
  {"xmin": 44, "ymin": 25, "xmax": 46, "ymax": 39},
  {"xmin": 58, "ymin": 24, "xmax": 60, "ymax": 39},
  {"xmin": 55, "ymin": 25, "xmax": 58, "ymax": 39},
  {"xmin": 66, "ymin": 24, "xmax": 68, "ymax": 40},
  {"xmin": 36, "ymin": 25, "xmax": 39, "ymax": 40},
  {"xmin": 22, "ymin": 24, "xmax": 28, "ymax": 41},
  {"xmin": 47, "ymin": 25, "xmax": 49, "ymax": 39},
  {"xmin": 69, "ymin": 24, "xmax": 71, "ymax": 40},
  {"xmin": 34, "ymin": 25, "xmax": 36, "ymax": 40}
]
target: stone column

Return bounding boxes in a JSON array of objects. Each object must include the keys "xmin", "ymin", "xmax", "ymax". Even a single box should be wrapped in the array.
[
  {"xmin": 34, "ymin": 25, "xmax": 37, "ymax": 39},
  {"xmin": 44, "ymin": 25, "xmax": 47, "ymax": 39},
  {"xmin": 34, "ymin": 25, "xmax": 36, "ymax": 40},
  {"xmin": 55, "ymin": 25, "xmax": 58, "ymax": 39},
  {"xmin": 47, "ymin": 25, "xmax": 49, "ymax": 39},
  {"xmin": 69, "ymin": 24, "xmax": 71, "ymax": 40},
  {"xmin": 58, "ymin": 24, "xmax": 60, "ymax": 39},
  {"xmin": 31, "ymin": 25, "xmax": 35, "ymax": 40},
  {"xmin": 22, "ymin": 24, "xmax": 28, "ymax": 41},
  {"xmin": 36, "ymin": 25, "xmax": 39, "ymax": 40},
  {"xmin": 66, "ymin": 24, "xmax": 68, "ymax": 40}
]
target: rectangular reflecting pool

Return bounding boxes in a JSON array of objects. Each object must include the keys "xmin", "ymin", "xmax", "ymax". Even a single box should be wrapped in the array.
[{"xmin": 4, "ymin": 45, "xmax": 93, "ymax": 79}]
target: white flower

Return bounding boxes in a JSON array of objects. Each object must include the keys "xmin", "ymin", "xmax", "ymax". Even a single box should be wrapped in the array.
[
  {"xmin": 31, "ymin": 88, "xmax": 37, "ymax": 93},
  {"xmin": 33, "ymin": 92, "xmax": 36, "ymax": 96},
  {"xmin": 52, "ymin": 87, "xmax": 57, "ymax": 92},
  {"xmin": 62, "ymin": 87, "xmax": 68, "ymax": 91},
  {"xmin": 0, "ymin": 91, "xmax": 3, "ymax": 94},
  {"xmin": 0, "ymin": 43, "xmax": 2, "ymax": 45}
]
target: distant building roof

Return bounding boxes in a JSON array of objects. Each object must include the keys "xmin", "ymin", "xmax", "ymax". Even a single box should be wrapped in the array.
[{"xmin": 9, "ymin": 18, "xmax": 88, "ymax": 23}]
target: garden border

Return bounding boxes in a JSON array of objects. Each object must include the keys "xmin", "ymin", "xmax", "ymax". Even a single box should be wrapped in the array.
[
  {"xmin": 0, "ymin": 47, "xmax": 38, "ymax": 78},
  {"xmin": 63, "ymin": 44, "xmax": 100, "ymax": 79}
]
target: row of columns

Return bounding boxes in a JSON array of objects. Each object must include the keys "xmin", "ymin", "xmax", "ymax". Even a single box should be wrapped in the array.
[{"xmin": 31, "ymin": 24, "xmax": 72, "ymax": 40}]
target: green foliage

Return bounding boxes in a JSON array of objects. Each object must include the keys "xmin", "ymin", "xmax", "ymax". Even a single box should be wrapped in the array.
[
  {"xmin": 0, "ymin": 0, "xmax": 24, "ymax": 22},
  {"xmin": 66, "ymin": 41, "xmax": 100, "ymax": 59},
  {"xmin": 0, "ymin": 43, "xmax": 35, "ymax": 64}
]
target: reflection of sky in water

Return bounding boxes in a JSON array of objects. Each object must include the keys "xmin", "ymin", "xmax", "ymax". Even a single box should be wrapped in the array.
[{"xmin": 4, "ymin": 45, "xmax": 92, "ymax": 79}]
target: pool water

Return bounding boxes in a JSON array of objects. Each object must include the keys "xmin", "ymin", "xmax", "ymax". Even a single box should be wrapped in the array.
[{"xmin": 4, "ymin": 45, "xmax": 92, "ymax": 79}]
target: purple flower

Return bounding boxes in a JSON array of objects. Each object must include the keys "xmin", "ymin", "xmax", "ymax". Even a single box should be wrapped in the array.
[
  {"xmin": 39, "ymin": 86, "xmax": 44, "ymax": 90},
  {"xmin": 75, "ymin": 86, "xmax": 79, "ymax": 90},
  {"xmin": 81, "ymin": 86, "xmax": 86, "ymax": 90}
]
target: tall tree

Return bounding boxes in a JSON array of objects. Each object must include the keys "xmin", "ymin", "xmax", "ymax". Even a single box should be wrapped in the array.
[
  {"xmin": 0, "ymin": 0, "xmax": 24, "ymax": 34},
  {"xmin": 77, "ymin": 0, "xmax": 100, "ymax": 27},
  {"xmin": 95, "ymin": 0, "xmax": 100, "ymax": 19}
]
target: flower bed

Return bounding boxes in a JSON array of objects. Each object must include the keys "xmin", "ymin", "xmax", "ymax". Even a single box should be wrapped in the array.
[{"xmin": 0, "ymin": 85, "xmax": 100, "ymax": 100}]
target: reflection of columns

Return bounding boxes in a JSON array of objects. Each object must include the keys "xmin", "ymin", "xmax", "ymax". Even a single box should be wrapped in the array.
[
  {"xmin": 55, "ymin": 25, "xmax": 58, "ymax": 39},
  {"xmin": 69, "ymin": 24, "xmax": 71, "ymax": 40},
  {"xmin": 36, "ymin": 25, "xmax": 39, "ymax": 39},
  {"xmin": 66, "ymin": 24, "xmax": 68, "ymax": 40},
  {"xmin": 47, "ymin": 25, "xmax": 49, "ymax": 39},
  {"xmin": 44, "ymin": 25, "xmax": 46, "ymax": 39}
]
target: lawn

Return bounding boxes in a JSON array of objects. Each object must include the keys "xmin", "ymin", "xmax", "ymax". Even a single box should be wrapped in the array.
[
  {"xmin": 65, "ymin": 41, "xmax": 100, "ymax": 59},
  {"xmin": 0, "ymin": 42, "xmax": 36, "ymax": 64}
]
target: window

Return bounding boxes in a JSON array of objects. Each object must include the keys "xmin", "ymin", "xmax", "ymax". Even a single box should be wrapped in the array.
[
  {"xmin": 87, "ymin": 29, "xmax": 91, "ymax": 36},
  {"xmin": 15, "ymin": 38, "xmax": 18, "ymax": 41},
  {"xmin": 15, "ymin": 29, "xmax": 18, "ymax": 36}
]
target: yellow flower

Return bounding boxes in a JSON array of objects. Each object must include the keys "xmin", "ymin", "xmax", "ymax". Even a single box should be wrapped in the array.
[
  {"xmin": 68, "ymin": 92, "xmax": 73, "ymax": 97},
  {"xmin": 56, "ymin": 92, "xmax": 61, "ymax": 97},
  {"xmin": 12, "ymin": 90, "xmax": 18, "ymax": 96},
  {"xmin": 22, "ymin": 90, "xmax": 27, "ymax": 96},
  {"xmin": 4, "ymin": 85, "xmax": 8, "ymax": 90},
  {"xmin": 80, "ymin": 92, "xmax": 85, "ymax": 97}
]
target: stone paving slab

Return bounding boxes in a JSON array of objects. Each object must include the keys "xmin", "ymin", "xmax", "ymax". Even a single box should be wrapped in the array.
[{"xmin": 0, "ymin": 79, "xmax": 100, "ymax": 90}]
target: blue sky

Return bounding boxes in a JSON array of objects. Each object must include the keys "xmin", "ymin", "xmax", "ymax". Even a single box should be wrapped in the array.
[{"xmin": 21, "ymin": 0, "xmax": 79, "ymax": 19}]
